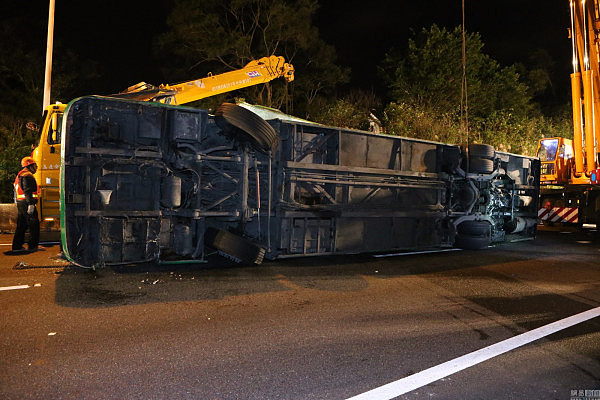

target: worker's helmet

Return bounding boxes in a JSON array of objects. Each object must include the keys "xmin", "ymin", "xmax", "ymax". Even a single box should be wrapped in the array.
[{"xmin": 21, "ymin": 157, "xmax": 36, "ymax": 168}]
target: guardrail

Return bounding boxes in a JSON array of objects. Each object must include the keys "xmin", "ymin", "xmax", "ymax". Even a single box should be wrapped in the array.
[{"xmin": 0, "ymin": 204, "xmax": 17, "ymax": 233}]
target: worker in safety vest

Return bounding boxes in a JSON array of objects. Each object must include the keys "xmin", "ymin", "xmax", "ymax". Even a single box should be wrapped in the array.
[{"xmin": 12, "ymin": 156, "xmax": 40, "ymax": 251}]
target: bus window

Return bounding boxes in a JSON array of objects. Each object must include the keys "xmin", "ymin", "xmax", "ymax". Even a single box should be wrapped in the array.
[{"xmin": 48, "ymin": 112, "xmax": 62, "ymax": 145}]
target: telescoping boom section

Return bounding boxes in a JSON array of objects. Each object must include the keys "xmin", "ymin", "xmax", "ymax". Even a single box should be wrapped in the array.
[
  {"xmin": 60, "ymin": 96, "xmax": 540, "ymax": 268},
  {"xmin": 114, "ymin": 56, "xmax": 294, "ymax": 105}
]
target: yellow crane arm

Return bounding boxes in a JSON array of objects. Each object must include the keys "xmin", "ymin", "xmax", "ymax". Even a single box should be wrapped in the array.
[
  {"xmin": 569, "ymin": 0, "xmax": 600, "ymax": 176},
  {"xmin": 116, "ymin": 55, "xmax": 294, "ymax": 105}
]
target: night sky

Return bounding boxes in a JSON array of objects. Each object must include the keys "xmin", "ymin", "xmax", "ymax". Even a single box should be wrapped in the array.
[
  {"xmin": 316, "ymin": 0, "xmax": 572, "ymax": 101},
  {"xmin": 5, "ymin": 1, "xmax": 572, "ymax": 105}
]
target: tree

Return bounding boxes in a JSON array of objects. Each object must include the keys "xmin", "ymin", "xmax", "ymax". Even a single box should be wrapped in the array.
[
  {"xmin": 379, "ymin": 25, "xmax": 541, "ymax": 151},
  {"xmin": 380, "ymin": 25, "xmax": 533, "ymax": 119},
  {"xmin": 0, "ymin": 118, "xmax": 39, "ymax": 202},
  {"xmin": 515, "ymin": 48, "xmax": 570, "ymax": 116},
  {"xmin": 155, "ymin": 0, "xmax": 349, "ymax": 114},
  {"xmin": 381, "ymin": 102, "xmax": 461, "ymax": 144},
  {"xmin": 0, "ymin": 14, "xmax": 97, "ymax": 203},
  {"xmin": 310, "ymin": 89, "xmax": 380, "ymax": 131},
  {"xmin": 0, "ymin": 17, "xmax": 45, "ymax": 202}
]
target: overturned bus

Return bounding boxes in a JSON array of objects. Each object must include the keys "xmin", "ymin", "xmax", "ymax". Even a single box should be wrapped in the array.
[{"xmin": 60, "ymin": 96, "xmax": 540, "ymax": 267}]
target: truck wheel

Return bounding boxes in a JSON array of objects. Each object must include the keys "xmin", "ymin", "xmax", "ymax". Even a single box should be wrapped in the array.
[
  {"xmin": 205, "ymin": 227, "xmax": 266, "ymax": 264},
  {"xmin": 468, "ymin": 157, "xmax": 494, "ymax": 174},
  {"xmin": 454, "ymin": 234, "xmax": 490, "ymax": 250},
  {"xmin": 468, "ymin": 144, "xmax": 495, "ymax": 159},
  {"xmin": 457, "ymin": 220, "xmax": 491, "ymax": 236},
  {"xmin": 215, "ymin": 103, "xmax": 279, "ymax": 153}
]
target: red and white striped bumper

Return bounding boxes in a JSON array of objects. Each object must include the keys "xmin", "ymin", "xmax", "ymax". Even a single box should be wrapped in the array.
[{"xmin": 538, "ymin": 207, "xmax": 579, "ymax": 223}]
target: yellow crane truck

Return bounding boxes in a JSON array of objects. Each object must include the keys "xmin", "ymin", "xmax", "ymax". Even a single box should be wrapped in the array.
[
  {"xmin": 30, "ymin": 56, "xmax": 294, "ymax": 238},
  {"xmin": 536, "ymin": 0, "xmax": 600, "ymax": 226}
]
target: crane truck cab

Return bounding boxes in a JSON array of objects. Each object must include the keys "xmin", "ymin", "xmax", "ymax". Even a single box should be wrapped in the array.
[
  {"xmin": 31, "ymin": 102, "xmax": 65, "ymax": 239},
  {"xmin": 536, "ymin": 137, "xmax": 574, "ymax": 185},
  {"xmin": 536, "ymin": 135, "xmax": 600, "ymax": 225}
]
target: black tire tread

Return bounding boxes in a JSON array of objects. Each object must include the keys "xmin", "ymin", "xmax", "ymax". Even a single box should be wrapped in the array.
[
  {"xmin": 468, "ymin": 157, "xmax": 494, "ymax": 174},
  {"xmin": 454, "ymin": 234, "xmax": 490, "ymax": 250},
  {"xmin": 215, "ymin": 103, "xmax": 279, "ymax": 153},
  {"xmin": 468, "ymin": 144, "xmax": 495, "ymax": 159},
  {"xmin": 457, "ymin": 220, "xmax": 491, "ymax": 236}
]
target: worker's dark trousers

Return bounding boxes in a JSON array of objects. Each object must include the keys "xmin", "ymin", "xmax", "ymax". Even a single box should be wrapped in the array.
[{"xmin": 12, "ymin": 202, "xmax": 40, "ymax": 250}]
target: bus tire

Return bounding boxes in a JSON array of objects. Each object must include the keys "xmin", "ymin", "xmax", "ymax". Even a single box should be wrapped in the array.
[
  {"xmin": 457, "ymin": 220, "xmax": 491, "ymax": 236},
  {"xmin": 469, "ymin": 157, "xmax": 494, "ymax": 174},
  {"xmin": 454, "ymin": 234, "xmax": 490, "ymax": 250},
  {"xmin": 468, "ymin": 144, "xmax": 495, "ymax": 159},
  {"xmin": 215, "ymin": 103, "xmax": 279, "ymax": 153},
  {"xmin": 205, "ymin": 227, "xmax": 265, "ymax": 264}
]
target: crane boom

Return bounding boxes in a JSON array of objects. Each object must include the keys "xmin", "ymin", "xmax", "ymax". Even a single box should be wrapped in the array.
[
  {"xmin": 569, "ymin": 0, "xmax": 600, "ymax": 177},
  {"xmin": 115, "ymin": 55, "xmax": 294, "ymax": 105}
]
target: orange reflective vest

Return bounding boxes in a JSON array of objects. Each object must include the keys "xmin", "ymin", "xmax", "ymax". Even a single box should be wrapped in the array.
[{"xmin": 14, "ymin": 168, "xmax": 39, "ymax": 202}]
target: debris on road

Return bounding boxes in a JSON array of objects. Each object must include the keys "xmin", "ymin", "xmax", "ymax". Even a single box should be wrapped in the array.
[{"xmin": 13, "ymin": 261, "xmax": 27, "ymax": 269}]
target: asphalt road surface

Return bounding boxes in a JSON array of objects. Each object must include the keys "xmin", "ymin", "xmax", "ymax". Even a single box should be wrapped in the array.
[{"xmin": 1, "ymin": 228, "xmax": 599, "ymax": 400}]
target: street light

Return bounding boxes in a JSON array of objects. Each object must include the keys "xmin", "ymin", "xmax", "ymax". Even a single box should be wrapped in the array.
[{"xmin": 43, "ymin": 0, "xmax": 55, "ymax": 113}]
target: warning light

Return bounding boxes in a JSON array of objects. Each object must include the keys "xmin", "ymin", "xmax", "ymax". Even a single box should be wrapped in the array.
[{"xmin": 591, "ymin": 169, "xmax": 600, "ymax": 184}]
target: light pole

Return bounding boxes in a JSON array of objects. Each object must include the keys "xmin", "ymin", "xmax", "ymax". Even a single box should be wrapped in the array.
[{"xmin": 43, "ymin": 0, "xmax": 55, "ymax": 113}]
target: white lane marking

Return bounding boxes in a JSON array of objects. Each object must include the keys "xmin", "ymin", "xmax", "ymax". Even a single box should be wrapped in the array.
[
  {"xmin": 0, "ymin": 241, "xmax": 60, "ymax": 246},
  {"xmin": 373, "ymin": 248, "xmax": 461, "ymax": 258},
  {"xmin": 0, "ymin": 285, "xmax": 31, "ymax": 291},
  {"xmin": 346, "ymin": 306, "xmax": 600, "ymax": 400}
]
